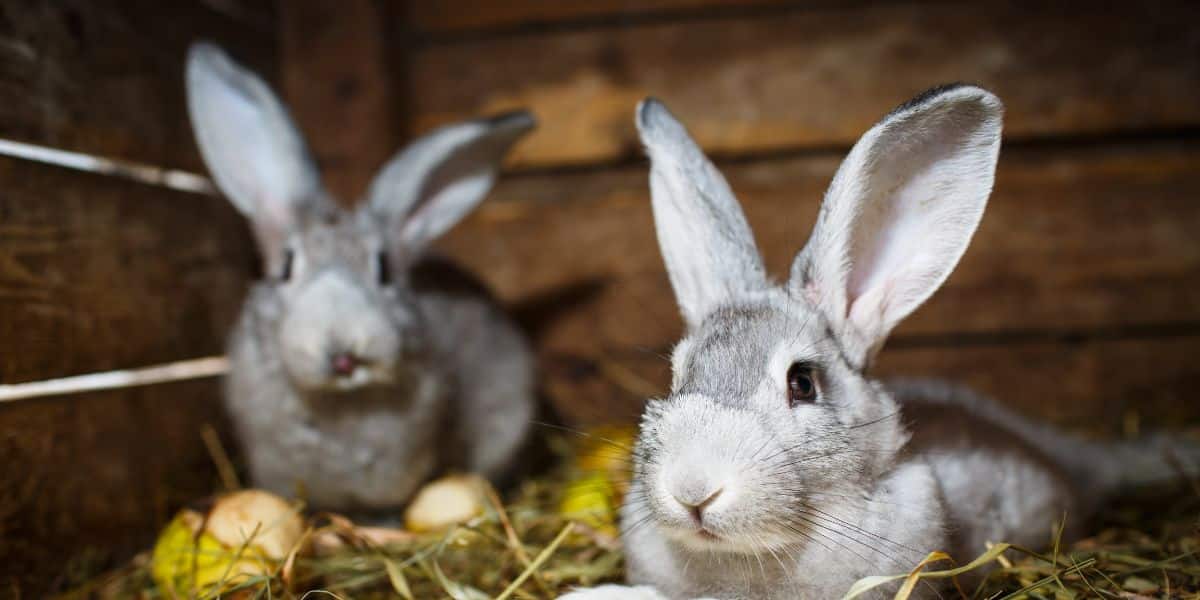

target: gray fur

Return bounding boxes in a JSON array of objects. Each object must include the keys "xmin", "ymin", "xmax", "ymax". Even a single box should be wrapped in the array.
[
  {"xmin": 187, "ymin": 42, "xmax": 535, "ymax": 511},
  {"xmin": 562, "ymin": 88, "xmax": 1199, "ymax": 600},
  {"xmin": 638, "ymin": 98, "xmax": 768, "ymax": 329}
]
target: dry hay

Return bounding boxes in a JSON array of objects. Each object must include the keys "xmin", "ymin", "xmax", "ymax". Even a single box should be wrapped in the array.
[{"xmin": 54, "ymin": 432, "xmax": 1200, "ymax": 600}]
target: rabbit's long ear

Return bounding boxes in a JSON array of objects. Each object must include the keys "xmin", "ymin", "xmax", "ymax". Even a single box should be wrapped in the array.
[
  {"xmin": 186, "ymin": 42, "xmax": 323, "ymax": 259},
  {"xmin": 366, "ymin": 111, "xmax": 534, "ymax": 259},
  {"xmin": 637, "ymin": 99, "xmax": 768, "ymax": 329},
  {"xmin": 790, "ymin": 85, "xmax": 1003, "ymax": 366}
]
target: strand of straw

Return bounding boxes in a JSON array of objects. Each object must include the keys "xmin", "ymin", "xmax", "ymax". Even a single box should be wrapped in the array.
[
  {"xmin": 494, "ymin": 522, "xmax": 574, "ymax": 600},
  {"xmin": 0, "ymin": 356, "xmax": 229, "ymax": 403}
]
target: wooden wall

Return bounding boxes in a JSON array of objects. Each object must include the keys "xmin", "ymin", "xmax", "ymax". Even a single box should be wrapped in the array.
[
  {"xmin": 2, "ymin": 0, "xmax": 1199, "ymax": 594},
  {"xmin": 0, "ymin": 1, "xmax": 271, "ymax": 594},
  {"xmin": 393, "ymin": 1, "xmax": 1200, "ymax": 430}
]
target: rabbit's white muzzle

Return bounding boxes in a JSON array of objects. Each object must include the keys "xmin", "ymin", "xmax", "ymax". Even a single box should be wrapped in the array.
[
  {"xmin": 277, "ymin": 268, "xmax": 403, "ymax": 391},
  {"xmin": 645, "ymin": 396, "xmax": 799, "ymax": 553}
]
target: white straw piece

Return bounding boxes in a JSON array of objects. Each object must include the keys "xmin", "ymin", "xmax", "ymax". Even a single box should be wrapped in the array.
[
  {"xmin": 0, "ymin": 138, "xmax": 217, "ymax": 195},
  {"xmin": 0, "ymin": 356, "xmax": 229, "ymax": 403}
]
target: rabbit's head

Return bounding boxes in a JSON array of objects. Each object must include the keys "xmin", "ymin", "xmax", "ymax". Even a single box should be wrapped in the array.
[
  {"xmin": 186, "ymin": 43, "xmax": 532, "ymax": 392},
  {"xmin": 630, "ymin": 86, "xmax": 1002, "ymax": 553}
]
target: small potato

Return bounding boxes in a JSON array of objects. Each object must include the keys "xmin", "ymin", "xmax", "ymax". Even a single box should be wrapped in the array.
[
  {"xmin": 151, "ymin": 489, "xmax": 303, "ymax": 596},
  {"xmin": 404, "ymin": 475, "xmax": 486, "ymax": 533}
]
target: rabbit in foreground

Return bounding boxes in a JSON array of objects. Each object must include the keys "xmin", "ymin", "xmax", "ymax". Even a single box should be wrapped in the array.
[
  {"xmin": 563, "ymin": 86, "xmax": 1199, "ymax": 600},
  {"xmin": 186, "ymin": 43, "xmax": 535, "ymax": 512}
]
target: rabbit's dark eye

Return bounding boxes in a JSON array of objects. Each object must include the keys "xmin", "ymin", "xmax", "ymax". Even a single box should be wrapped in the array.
[
  {"xmin": 280, "ymin": 249, "xmax": 294, "ymax": 281},
  {"xmin": 787, "ymin": 363, "xmax": 818, "ymax": 406},
  {"xmin": 377, "ymin": 252, "xmax": 391, "ymax": 286}
]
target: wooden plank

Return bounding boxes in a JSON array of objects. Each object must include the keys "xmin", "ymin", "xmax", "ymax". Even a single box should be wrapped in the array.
[
  {"xmin": 0, "ymin": 161, "xmax": 254, "ymax": 593},
  {"xmin": 0, "ymin": 0, "xmax": 274, "ymax": 170},
  {"xmin": 0, "ymin": 159, "xmax": 252, "ymax": 382},
  {"xmin": 404, "ymin": 0, "xmax": 798, "ymax": 34},
  {"xmin": 407, "ymin": 0, "xmax": 1200, "ymax": 168},
  {"xmin": 281, "ymin": 0, "xmax": 399, "ymax": 202},
  {"xmin": 1, "ymin": 380, "xmax": 229, "ymax": 593},
  {"xmin": 544, "ymin": 335, "xmax": 1200, "ymax": 433},
  {"xmin": 874, "ymin": 335, "xmax": 1200, "ymax": 433},
  {"xmin": 0, "ymin": 3, "xmax": 266, "ymax": 594},
  {"xmin": 437, "ymin": 141, "xmax": 1200, "ymax": 361}
]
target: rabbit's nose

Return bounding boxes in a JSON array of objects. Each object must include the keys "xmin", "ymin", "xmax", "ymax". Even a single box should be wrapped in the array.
[
  {"xmin": 330, "ymin": 352, "xmax": 360, "ymax": 376},
  {"xmin": 674, "ymin": 487, "xmax": 724, "ymax": 524}
]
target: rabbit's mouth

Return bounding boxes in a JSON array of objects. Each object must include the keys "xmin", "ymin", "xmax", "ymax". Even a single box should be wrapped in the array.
[
  {"xmin": 328, "ymin": 365, "xmax": 378, "ymax": 391},
  {"xmin": 662, "ymin": 523, "xmax": 726, "ymax": 550},
  {"xmin": 663, "ymin": 521, "xmax": 788, "ymax": 555},
  {"xmin": 323, "ymin": 357, "xmax": 414, "ymax": 392},
  {"xmin": 280, "ymin": 350, "xmax": 403, "ymax": 392}
]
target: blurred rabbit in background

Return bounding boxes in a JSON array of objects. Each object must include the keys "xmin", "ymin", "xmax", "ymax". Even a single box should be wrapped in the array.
[{"xmin": 186, "ymin": 42, "xmax": 536, "ymax": 514}]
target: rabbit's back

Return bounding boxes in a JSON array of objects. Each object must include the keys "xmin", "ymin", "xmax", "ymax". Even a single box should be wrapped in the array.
[{"xmin": 891, "ymin": 379, "xmax": 1084, "ymax": 559}]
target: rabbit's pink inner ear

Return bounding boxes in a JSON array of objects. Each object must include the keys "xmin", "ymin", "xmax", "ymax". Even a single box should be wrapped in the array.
[
  {"xmin": 395, "ymin": 143, "xmax": 506, "ymax": 250},
  {"xmin": 368, "ymin": 112, "xmax": 534, "ymax": 256},
  {"xmin": 790, "ymin": 85, "xmax": 1003, "ymax": 363},
  {"xmin": 799, "ymin": 279, "xmax": 823, "ymax": 309}
]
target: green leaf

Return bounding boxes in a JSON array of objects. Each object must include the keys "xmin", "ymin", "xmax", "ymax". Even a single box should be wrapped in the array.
[{"xmin": 382, "ymin": 556, "xmax": 414, "ymax": 600}]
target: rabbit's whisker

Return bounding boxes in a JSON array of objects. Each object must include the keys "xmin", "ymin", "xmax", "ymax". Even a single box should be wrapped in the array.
[
  {"xmin": 801, "ymin": 503, "xmax": 920, "ymax": 553},
  {"xmin": 529, "ymin": 420, "xmax": 636, "ymax": 452}
]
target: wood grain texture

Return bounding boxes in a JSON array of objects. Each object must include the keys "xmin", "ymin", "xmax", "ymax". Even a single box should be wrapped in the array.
[
  {"xmin": 0, "ymin": 158, "xmax": 255, "ymax": 594},
  {"xmin": 0, "ymin": 2, "xmax": 268, "ymax": 592},
  {"xmin": 407, "ymin": 0, "xmax": 1200, "ymax": 167},
  {"xmin": 874, "ymin": 335, "xmax": 1200, "ymax": 432},
  {"xmin": 282, "ymin": 0, "xmax": 400, "ymax": 203},
  {"xmin": 0, "ymin": 0, "xmax": 274, "ymax": 170},
  {"xmin": 437, "ymin": 141, "xmax": 1200, "ymax": 383},
  {"xmin": 403, "ymin": 0, "xmax": 798, "ymax": 34},
  {"xmin": 1, "ymin": 381, "xmax": 231, "ymax": 594},
  {"xmin": 543, "ymin": 334, "xmax": 1200, "ymax": 433},
  {"xmin": 0, "ymin": 160, "xmax": 252, "ymax": 383}
]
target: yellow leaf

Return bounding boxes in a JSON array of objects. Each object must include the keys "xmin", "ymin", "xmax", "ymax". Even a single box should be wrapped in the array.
[
  {"xmin": 894, "ymin": 551, "xmax": 952, "ymax": 600},
  {"xmin": 841, "ymin": 543, "xmax": 1013, "ymax": 600}
]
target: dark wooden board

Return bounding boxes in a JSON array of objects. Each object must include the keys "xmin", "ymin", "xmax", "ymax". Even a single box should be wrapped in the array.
[
  {"xmin": 0, "ymin": 0, "xmax": 274, "ymax": 170},
  {"xmin": 0, "ymin": 159, "xmax": 253, "ymax": 382},
  {"xmin": 0, "ymin": 153, "xmax": 253, "ymax": 592},
  {"xmin": 438, "ymin": 141, "xmax": 1200, "ymax": 363},
  {"xmin": 1, "ymin": 157, "xmax": 255, "ymax": 592},
  {"xmin": 543, "ymin": 334, "xmax": 1200, "ymax": 433},
  {"xmin": 281, "ymin": 0, "xmax": 399, "ymax": 203},
  {"xmin": 1, "ymin": 380, "xmax": 230, "ymax": 594},
  {"xmin": 0, "ymin": 0, "xmax": 271, "ymax": 591},
  {"xmin": 874, "ymin": 335, "xmax": 1200, "ymax": 433},
  {"xmin": 403, "ymin": 0, "xmax": 799, "ymax": 34},
  {"xmin": 407, "ymin": 0, "xmax": 1200, "ymax": 167}
]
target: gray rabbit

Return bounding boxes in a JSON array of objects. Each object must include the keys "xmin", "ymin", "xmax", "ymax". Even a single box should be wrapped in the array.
[
  {"xmin": 562, "ymin": 86, "xmax": 1199, "ymax": 599},
  {"xmin": 185, "ymin": 42, "xmax": 535, "ymax": 512}
]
